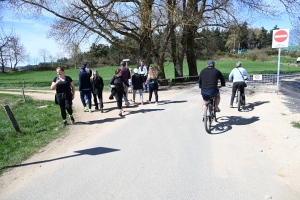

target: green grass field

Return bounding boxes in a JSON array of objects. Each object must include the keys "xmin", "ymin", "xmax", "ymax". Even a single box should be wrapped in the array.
[
  {"xmin": 0, "ymin": 93, "xmax": 66, "ymax": 174},
  {"xmin": 1, "ymin": 59, "xmax": 299, "ymax": 90}
]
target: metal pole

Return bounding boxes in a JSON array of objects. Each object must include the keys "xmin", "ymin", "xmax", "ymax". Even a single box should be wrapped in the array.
[{"xmin": 276, "ymin": 48, "xmax": 281, "ymax": 94}]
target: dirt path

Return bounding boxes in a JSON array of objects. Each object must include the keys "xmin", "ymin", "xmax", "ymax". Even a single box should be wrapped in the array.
[{"xmin": 0, "ymin": 84, "xmax": 299, "ymax": 198}]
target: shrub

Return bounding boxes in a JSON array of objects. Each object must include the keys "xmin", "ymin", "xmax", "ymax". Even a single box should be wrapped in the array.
[
  {"xmin": 244, "ymin": 49, "xmax": 269, "ymax": 62},
  {"xmin": 256, "ymin": 52, "xmax": 269, "ymax": 61}
]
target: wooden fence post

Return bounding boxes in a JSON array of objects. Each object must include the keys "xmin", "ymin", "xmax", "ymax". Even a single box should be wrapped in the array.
[
  {"xmin": 22, "ymin": 79, "xmax": 26, "ymax": 102},
  {"xmin": 3, "ymin": 105, "xmax": 22, "ymax": 133}
]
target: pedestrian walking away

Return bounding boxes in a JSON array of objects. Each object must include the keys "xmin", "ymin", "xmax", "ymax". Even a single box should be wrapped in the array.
[
  {"xmin": 110, "ymin": 68, "xmax": 130, "ymax": 117},
  {"xmin": 51, "ymin": 67, "xmax": 76, "ymax": 126},
  {"xmin": 145, "ymin": 66, "xmax": 159, "ymax": 105},
  {"xmin": 199, "ymin": 60, "xmax": 226, "ymax": 121},
  {"xmin": 119, "ymin": 61, "xmax": 132, "ymax": 106},
  {"xmin": 80, "ymin": 63, "xmax": 92, "ymax": 104},
  {"xmin": 228, "ymin": 61, "xmax": 251, "ymax": 108},
  {"xmin": 79, "ymin": 65, "xmax": 93, "ymax": 113},
  {"xmin": 138, "ymin": 61, "xmax": 148, "ymax": 92},
  {"xmin": 131, "ymin": 68, "xmax": 144, "ymax": 104},
  {"xmin": 90, "ymin": 69, "xmax": 104, "ymax": 112}
]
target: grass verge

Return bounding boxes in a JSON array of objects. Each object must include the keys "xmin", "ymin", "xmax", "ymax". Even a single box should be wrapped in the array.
[
  {"xmin": 292, "ymin": 121, "xmax": 300, "ymax": 129},
  {"xmin": 0, "ymin": 93, "xmax": 67, "ymax": 175}
]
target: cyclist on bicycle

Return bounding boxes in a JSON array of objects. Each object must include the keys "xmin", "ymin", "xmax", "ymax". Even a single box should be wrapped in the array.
[
  {"xmin": 199, "ymin": 60, "xmax": 226, "ymax": 120},
  {"xmin": 228, "ymin": 61, "xmax": 250, "ymax": 108}
]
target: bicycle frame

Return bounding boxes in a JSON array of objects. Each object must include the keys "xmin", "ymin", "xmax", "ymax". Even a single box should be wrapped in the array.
[
  {"xmin": 204, "ymin": 95, "xmax": 217, "ymax": 133},
  {"xmin": 235, "ymin": 84, "xmax": 245, "ymax": 111}
]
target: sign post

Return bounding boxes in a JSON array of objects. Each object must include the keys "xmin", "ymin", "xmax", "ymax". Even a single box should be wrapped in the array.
[{"xmin": 272, "ymin": 29, "xmax": 289, "ymax": 94}]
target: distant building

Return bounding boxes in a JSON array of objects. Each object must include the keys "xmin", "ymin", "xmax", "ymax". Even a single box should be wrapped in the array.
[
  {"xmin": 238, "ymin": 49, "xmax": 249, "ymax": 54},
  {"xmin": 283, "ymin": 46, "xmax": 300, "ymax": 52}
]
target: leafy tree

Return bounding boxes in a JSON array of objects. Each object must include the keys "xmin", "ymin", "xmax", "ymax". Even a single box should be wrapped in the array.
[{"xmin": 237, "ymin": 22, "xmax": 249, "ymax": 50}]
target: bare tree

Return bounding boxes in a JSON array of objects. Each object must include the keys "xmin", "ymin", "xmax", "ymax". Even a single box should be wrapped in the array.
[
  {"xmin": 38, "ymin": 48, "xmax": 50, "ymax": 64},
  {"xmin": 69, "ymin": 42, "xmax": 80, "ymax": 69},
  {"xmin": 0, "ymin": 28, "xmax": 12, "ymax": 73},
  {"xmin": 8, "ymin": 35, "xmax": 29, "ymax": 70}
]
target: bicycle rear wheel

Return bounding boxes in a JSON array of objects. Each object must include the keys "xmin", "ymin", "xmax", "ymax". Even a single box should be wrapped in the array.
[
  {"xmin": 237, "ymin": 90, "xmax": 241, "ymax": 111},
  {"xmin": 204, "ymin": 104, "xmax": 211, "ymax": 133},
  {"xmin": 214, "ymin": 107, "xmax": 217, "ymax": 122}
]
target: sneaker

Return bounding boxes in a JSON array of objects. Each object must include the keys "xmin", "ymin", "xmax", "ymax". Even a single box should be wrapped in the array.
[
  {"xmin": 155, "ymin": 102, "xmax": 158, "ymax": 106},
  {"xmin": 146, "ymin": 100, "xmax": 151, "ymax": 104},
  {"xmin": 230, "ymin": 105, "xmax": 233, "ymax": 108},
  {"xmin": 141, "ymin": 102, "xmax": 144, "ymax": 105},
  {"xmin": 88, "ymin": 109, "xmax": 92, "ymax": 113},
  {"xmin": 63, "ymin": 121, "xmax": 67, "ymax": 126},
  {"xmin": 125, "ymin": 102, "xmax": 130, "ymax": 107},
  {"xmin": 84, "ymin": 107, "xmax": 88, "ymax": 112},
  {"xmin": 119, "ymin": 111, "xmax": 122, "ymax": 117},
  {"xmin": 70, "ymin": 116, "xmax": 75, "ymax": 124},
  {"xmin": 215, "ymin": 107, "xmax": 221, "ymax": 112},
  {"xmin": 100, "ymin": 108, "xmax": 103, "ymax": 113}
]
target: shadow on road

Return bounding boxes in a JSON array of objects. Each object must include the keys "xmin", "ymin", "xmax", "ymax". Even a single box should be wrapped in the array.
[
  {"xmin": 209, "ymin": 116, "xmax": 260, "ymax": 134},
  {"xmin": 0, "ymin": 147, "xmax": 120, "ymax": 170},
  {"xmin": 126, "ymin": 108, "xmax": 165, "ymax": 116},
  {"xmin": 75, "ymin": 108, "xmax": 165, "ymax": 124},
  {"xmin": 235, "ymin": 101, "xmax": 270, "ymax": 112},
  {"xmin": 159, "ymin": 100, "xmax": 187, "ymax": 105},
  {"xmin": 75, "ymin": 117, "xmax": 125, "ymax": 124}
]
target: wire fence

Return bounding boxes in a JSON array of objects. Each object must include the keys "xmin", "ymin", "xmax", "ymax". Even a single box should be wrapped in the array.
[
  {"xmin": 158, "ymin": 72, "xmax": 300, "ymax": 93},
  {"xmin": 247, "ymin": 73, "xmax": 300, "ymax": 92}
]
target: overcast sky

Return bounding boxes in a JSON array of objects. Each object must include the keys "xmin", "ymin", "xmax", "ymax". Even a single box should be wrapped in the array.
[{"xmin": 1, "ymin": 8, "xmax": 294, "ymax": 66}]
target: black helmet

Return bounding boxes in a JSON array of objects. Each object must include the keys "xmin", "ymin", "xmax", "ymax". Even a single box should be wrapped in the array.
[
  {"xmin": 120, "ymin": 61, "xmax": 126, "ymax": 66},
  {"xmin": 207, "ymin": 60, "xmax": 215, "ymax": 67}
]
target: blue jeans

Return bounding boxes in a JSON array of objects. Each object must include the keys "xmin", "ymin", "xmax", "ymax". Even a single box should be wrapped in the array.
[{"xmin": 80, "ymin": 90, "xmax": 92, "ymax": 109}]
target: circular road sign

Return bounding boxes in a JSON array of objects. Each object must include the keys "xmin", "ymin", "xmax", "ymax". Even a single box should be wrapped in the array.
[{"xmin": 274, "ymin": 30, "xmax": 288, "ymax": 43}]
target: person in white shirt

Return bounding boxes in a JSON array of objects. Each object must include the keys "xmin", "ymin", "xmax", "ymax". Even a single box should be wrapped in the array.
[
  {"xmin": 228, "ymin": 61, "xmax": 251, "ymax": 108},
  {"xmin": 138, "ymin": 61, "xmax": 148, "ymax": 92}
]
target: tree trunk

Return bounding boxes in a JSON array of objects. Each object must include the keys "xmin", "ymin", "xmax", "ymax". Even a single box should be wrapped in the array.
[
  {"xmin": 139, "ymin": 0, "xmax": 154, "ymax": 66},
  {"xmin": 170, "ymin": 27, "xmax": 184, "ymax": 83},
  {"xmin": 186, "ymin": 26, "xmax": 198, "ymax": 79}
]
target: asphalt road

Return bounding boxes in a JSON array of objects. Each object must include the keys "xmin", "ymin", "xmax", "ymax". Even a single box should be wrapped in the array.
[{"xmin": 1, "ymin": 85, "xmax": 299, "ymax": 200}]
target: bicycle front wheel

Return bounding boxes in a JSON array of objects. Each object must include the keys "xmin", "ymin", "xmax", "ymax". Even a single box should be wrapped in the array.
[
  {"xmin": 204, "ymin": 104, "xmax": 211, "ymax": 133},
  {"xmin": 237, "ymin": 90, "xmax": 241, "ymax": 111}
]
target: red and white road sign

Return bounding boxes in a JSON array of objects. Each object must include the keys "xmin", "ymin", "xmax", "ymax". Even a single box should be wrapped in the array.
[
  {"xmin": 253, "ymin": 74, "xmax": 262, "ymax": 81},
  {"xmin": 272, "ymin": 29, "xmax": 289, "ymax": 48},
  {"xmin": 274, "ymin": 30, "xmax": 288, "ymax": 42}
]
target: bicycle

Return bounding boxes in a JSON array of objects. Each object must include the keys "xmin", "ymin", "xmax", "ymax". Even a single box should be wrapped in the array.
[
  {"xmin": 235, "ymin": 84, "xmax": 245, "ymax": 111},
  {"xmin": 203, "ymin": 94, "xmax": 217, "ymax": 133}
]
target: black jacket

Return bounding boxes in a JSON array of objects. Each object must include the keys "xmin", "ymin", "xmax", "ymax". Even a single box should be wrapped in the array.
[
  {"xmin": 109, "ymin": 75, "xmax": 129, "ymax": 92},
  {"xmin": 91, "ymin": 77, "xmax": 104, "ymax": 94},
  {"xmin": 132, "ymin": 73, "xmax": 143, "ymax": 90},
  {"xmin": 199, "ymin": 67, "xmax": 225, "ymax": 90}
]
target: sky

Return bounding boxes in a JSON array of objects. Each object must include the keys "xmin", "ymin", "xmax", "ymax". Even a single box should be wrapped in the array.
[{"xmin": 1, "ymin": 6, "xmax": 294, "ymax": 67}]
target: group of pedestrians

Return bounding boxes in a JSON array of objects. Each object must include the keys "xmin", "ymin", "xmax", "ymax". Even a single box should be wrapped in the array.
[
  {"xmin": 51, "ymin": 63, "xmax": 105, "ymax": 126},
  {"xmin": 52, "ymin": 59, "xmax": 249, "ymax": 126},
  {"xmin": 52, "ymin": 61, "xmax": 159, "ymax": 125},
  {"xmin": 109, "ymin": 61, "xmax": 159, "ymax": 117},
  {"xmin": 199, "ymin": 60, "xmax": 250, "ymax": 120}
]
